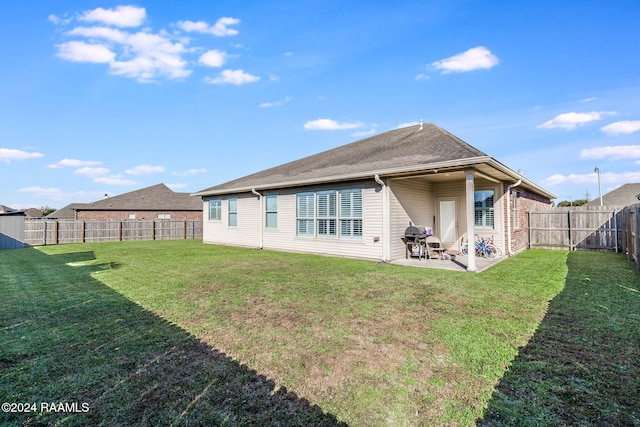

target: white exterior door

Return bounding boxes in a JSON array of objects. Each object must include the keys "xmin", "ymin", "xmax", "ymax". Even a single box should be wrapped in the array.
[{"xmin": 439, "ymin": 200, "xmax": 456, "ymax": 243}]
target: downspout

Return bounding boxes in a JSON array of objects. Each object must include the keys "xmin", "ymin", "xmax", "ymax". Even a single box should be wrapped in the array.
[
  {"xmin": 374, "ymin": 174, "xmax": 389, "ymax": 262},
  {"xmin": 251, "ymin": 188, "xmax": 264, "ymax": 249},
  {"xmin": 506, "ymin": 179, "xmax": 522, "ymax": 256}
]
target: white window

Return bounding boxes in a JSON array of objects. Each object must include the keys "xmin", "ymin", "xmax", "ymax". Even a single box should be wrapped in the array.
[
  {"xmin": 317, "ymin": 191, "xmax": 337, "ymax": 237},
  {"xmin": 128, "ymin": 213, "xmax": 136, "ymax": 219},
  {"xmin": 339, "ymin": 189, "xmax": 363, "ymax": 237},
  {"xmin": 228, "ymin": 198, "xmax": 237, "ymax": 227},
  {"xmin": 157, "ymin": 213, "xmax": 170, "ymax": 219},
  {"xmin": 296, "ymin": 193, "xmax": 314, "ymax": 236},
  {"xmin": 265, "ymin": 195, "xmax": 277, "ymax": 228},
  {"xmin": 475, "ymin": 190, "xmax": 494, "ymax": 229},
  {"xmin": 296, "ymin": 189, "xmax": 362, "ymax": 238},
  {"xmin": 208, "ymin": 199, "xmax": 221, "ymax": 220}
]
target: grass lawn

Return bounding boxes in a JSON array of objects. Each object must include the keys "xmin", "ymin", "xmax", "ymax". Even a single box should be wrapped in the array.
[{"xmin": 1, "ymin": 240, "xmax": 638, "ymax": 426}]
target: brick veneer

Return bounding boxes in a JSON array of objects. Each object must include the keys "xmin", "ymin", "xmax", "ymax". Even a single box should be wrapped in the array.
[{"xmin": 503, "ymin": 184, "xmax": 552, "ymax": 254}]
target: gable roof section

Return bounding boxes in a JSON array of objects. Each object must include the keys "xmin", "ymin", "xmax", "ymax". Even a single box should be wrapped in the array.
[
  {"xmin": 194, "ymin": 123, "xmax": 554, "ymax": 199},
  {"xmin": 77, "ymin": 183, "xmax": 202, "ymax": 211},
  {"xmin": 195, "ymin": 123, "xmax": 486, "ymax": 195},
  {"xmin": 46, "ymin": 203, "xmax": 89, "ymax": 219},
  {"xmin": 585, "ymin": 183, "xmax": 640, "ymax": 207}
]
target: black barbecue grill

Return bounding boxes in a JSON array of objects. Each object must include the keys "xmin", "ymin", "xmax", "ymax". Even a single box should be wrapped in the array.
[{"xmin": 402, "ymin": 225, "xmax": 431, "ymax": 259}]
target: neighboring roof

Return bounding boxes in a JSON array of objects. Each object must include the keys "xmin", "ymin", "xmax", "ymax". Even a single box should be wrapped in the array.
[
  {"xmin": 23, "ymin": 208, "xmax": 43, "ymax": 218},
  {"xmin": 585, "ymin": 183, "xmax": 640, "ymax": 207},
  {"xmin": 194, "ymin": 123, "xmax": 555, "ymax": 199},
  {"xmin": 46, "ymin": 203, "xmax": 89, "ymax": 219},
  {"xmin": 0, "ymin": 206, "xmax": 42, "ymax": 217},
  {"xmin": 77, "ymin": 183, "xmax": 202, "ymax": 211}
]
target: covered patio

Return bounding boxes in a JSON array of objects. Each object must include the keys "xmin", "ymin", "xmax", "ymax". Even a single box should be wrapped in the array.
[{"xmin": 389, "ymin": 252, "xmax": 506, "ymax": 272}]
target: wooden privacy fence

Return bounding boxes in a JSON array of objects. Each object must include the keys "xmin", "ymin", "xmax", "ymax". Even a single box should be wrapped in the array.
[
  {"xmin": 23, "ymin": 219, "xmax": 203, "ymax": 246},
  {"xmin": 528, "ymin": 206, "xmax": 624, "ymax": 252},
  {"xmin": 621, "ymin": 203, "xmax": 640, "ymax": 271}
]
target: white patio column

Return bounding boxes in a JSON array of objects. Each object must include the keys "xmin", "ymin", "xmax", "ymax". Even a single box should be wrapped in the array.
[{"xmin": 465, "ymin": 170, "xmax": 477, "ymax": 272}]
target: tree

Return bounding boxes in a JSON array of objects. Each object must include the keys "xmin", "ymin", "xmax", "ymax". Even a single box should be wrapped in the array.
[{"xmin": 40, "ymin": 205, "xmax": 57, "ymax": 216}]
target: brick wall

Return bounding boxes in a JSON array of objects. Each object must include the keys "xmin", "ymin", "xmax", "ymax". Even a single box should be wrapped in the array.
[
  {"xmin": 503, "ymin": 184, "xmax": 552, "ymax": 254},
  {"xmin": 76, "ymin": 210, "xmax": 202, "ymax": 220}
]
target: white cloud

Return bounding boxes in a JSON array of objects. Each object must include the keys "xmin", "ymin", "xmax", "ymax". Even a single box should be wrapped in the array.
[
  {"xmin": 93, "ymin": 176, "xmax": 138, "ymax": 186},
  {"xmin": 198, "ymin": 50, "xmax": 227, "ymax": 67},
  {"xmin": 579, "ymin": 97, "xmax": 597, "ymax": 103},
  {"xmin": 580, "ymin": 145, "xmax": 640, "ymax": 160},
  {"xmin": 204, "ymin": 69, "xmax": 260, "ymax": 85},
  {"xmin": 304, "ymin": 119, "xmax": 363, "ymax": 130},
  {"xmin": 167, "ymin": 183, "xmax": 187, "ymax": 190},
  {"xmin": 67, "ymin": 26, "xmax": 129, "ymax": 43},
  {"xmin": 0, "ymin": 148, "xmax": 44, "ymax": 163},
  {"xmin": 537, "ymin": 111, "xmax": 617, "ymax": 130},
  {"xmin": 543, "ymin": 171, "xmax": 640, "ymax": 186},
  {"xmin": 601, "ymin": 120, "xmax": 640, "ymax": 135},
  {"xmin": 172, "ymin": 168, "xmax": 207, "ymax": 176},
  {"xmin": 56, "ymin": 41, "xmax": 115, "ymax": 63},
  {"xmin": 396, "ymin": 121, "xmax": 420, "ymax": 129},
  {"xmin": 53, "ymin": 8, "xmax": 255, "ymax": 84},
  {"xmin": 18, "ymin": 187, "xmax": 64, "ymax": 197},
  {"xmin": 350, "ymin": 129, "xmax": 376, "ymax": 137},
  {"xmin": 125, "ymin": 165, "xmax": 166, "ymax": 175},
  {"xmin": 74, "ymin": 167, "xmax": 109, "ymax": 176},
  {"xmin": 431, "ymin": 46, "xmax": 499, "ymax": 74},
  {"xmin": 415, "ymin": 74, "xmax": 430, "ymax": 81},
  {"xmin": 79, "ymin": 5, "xmax": 146, "ymax": 28},
  {"xmin": 259, "ymin": 96, "xmax": 291, "ymax": 108},
  {"xmin": 177, "ymin": 17, "xmax": 240, "ymax": 36},
  {"xmin": 48, "ymin": 14, "xmax": 72, "ymax": 26},
  {"xmin": 48, "ymin": 158, "xmax": 101, "ymax": 168}
]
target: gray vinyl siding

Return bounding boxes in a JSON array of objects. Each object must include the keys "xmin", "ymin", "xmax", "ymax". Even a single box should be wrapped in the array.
[
  {"xmin": 202, "ymin": 194, "xmax": 261, "ymax": 248},
  {"xmin": 203, "ymin": 180, "xmax": 384, "ymax": 260},
  {"xmin": 201, "ymin": 176, "xmax": 507, "ymax": 259},
  {"xmin": 388, "ymin": 178, "xmax": 435, "ymax": 260}
]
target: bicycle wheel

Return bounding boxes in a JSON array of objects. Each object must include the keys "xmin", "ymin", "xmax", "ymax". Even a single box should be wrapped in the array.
[
  {"xmin": 483, "ymin": 245, "xmax": 498, "ymax": 259},
  {"xmin": 460, "ymin": 243, "xmax": 468, "ymax": 255}
]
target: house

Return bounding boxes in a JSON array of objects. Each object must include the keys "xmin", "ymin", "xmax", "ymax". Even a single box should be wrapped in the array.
[
  {"xmin": 585, "ymin": 183, "xmax": 640, "ymax": 207},
  {"xmin": 193, "ymin": 123, "xmax": 555, "ymax": 271},
  {"xmin": 0, "ymin": 205, "xmax": 43, "ymax": 218},
  {"xmin": 52, "ymin": 183, "xmax": 202, "ymax": 220}
]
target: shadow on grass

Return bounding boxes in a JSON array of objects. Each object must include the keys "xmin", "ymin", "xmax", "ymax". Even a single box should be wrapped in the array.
[
  {"xmin": 477, "ymin": 252, "xmax": 640, "ymax": 427},
  {"xmin": 0, "ymin": 248, "xmax": 346, "ymax": 426}
]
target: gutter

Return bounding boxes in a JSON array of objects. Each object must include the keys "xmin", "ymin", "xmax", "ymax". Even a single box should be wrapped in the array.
[
  {"xmin": 506, "ymin": 179, "xmax": 522, "ymax": 256},
  {"xmin": 374, "ymin": 174, "xmax": 390, "ymax": 262},
  {"xmin": 191, "ymin": 156, "xmax": 494, "ymax": 197},
  {"xmin": 251, "ymin": 188, "xmax": 264, "ymax": 249}
]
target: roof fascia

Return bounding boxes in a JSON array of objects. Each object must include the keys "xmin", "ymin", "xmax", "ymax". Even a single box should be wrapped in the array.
[{"xmin": 192, "ymin": 157, "xmax": 494, "ymax": 197}]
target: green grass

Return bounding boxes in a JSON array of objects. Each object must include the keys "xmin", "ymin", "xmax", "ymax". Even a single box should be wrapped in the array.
[{"xmin": 0, "ymin": 240, "xmax": 637, "ymax": 426}]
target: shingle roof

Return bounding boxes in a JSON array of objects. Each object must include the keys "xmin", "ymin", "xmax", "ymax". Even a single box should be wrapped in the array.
[
  {"xmin": 585, "ymin": 183, "xmax": 640, "ymax": 207},
  {"xmin": 77, "ymin": 184, "xmax": 201, "ymax": 211},
  {"xmin": 46, "ymin": 203, "xmax": 89, "ymax": 219},
  {"xmin": 195, "ymin": 123, "xmax": 488, "ymax": 195}
]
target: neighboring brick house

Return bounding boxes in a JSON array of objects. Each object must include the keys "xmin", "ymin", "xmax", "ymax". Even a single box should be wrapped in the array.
[{"xmin": 52, "ymin": 184, "xmax": 202, "ymax": 221}]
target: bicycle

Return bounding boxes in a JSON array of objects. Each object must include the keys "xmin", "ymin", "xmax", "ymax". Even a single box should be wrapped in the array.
[{"xmin": 460, "ymin": 235, "xmax": 498, "ymax": 258}]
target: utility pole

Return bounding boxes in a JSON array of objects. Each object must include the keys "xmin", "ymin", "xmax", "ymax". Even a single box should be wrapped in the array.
[{"xmin": 594, "ymin": 167, "xmax": 603, "ymax": 206}]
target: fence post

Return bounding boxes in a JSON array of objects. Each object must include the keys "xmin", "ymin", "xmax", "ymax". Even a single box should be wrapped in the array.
[
  {"xmin": 635, "ymin": 207, "xmax": 640, "ymax": 271},
  {"xmin": 567, "ymin": 210, "xmax": 573, "ymax": 251}
]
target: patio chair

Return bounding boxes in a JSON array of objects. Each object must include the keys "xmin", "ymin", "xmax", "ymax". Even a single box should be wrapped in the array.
[{"xmin": 425, "ymin": 235, "xmax": 446, "ymax": 260}]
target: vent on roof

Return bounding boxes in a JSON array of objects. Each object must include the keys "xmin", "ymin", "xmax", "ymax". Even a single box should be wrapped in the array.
[{"xmin": 418, "ymin": 119, "xmax": 424, "ymax": 131}]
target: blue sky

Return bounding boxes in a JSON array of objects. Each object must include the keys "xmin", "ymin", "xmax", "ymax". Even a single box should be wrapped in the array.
[{"xmin": 2, "ymin": 1, "xmax": 640, "ymax": 209}]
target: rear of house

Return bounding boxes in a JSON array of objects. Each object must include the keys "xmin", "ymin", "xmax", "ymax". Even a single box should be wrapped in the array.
[{"xmin": 194, "ymin": 123, "xmax": 554, "ymax": 267}]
